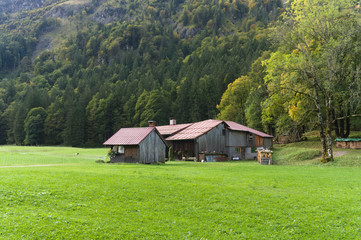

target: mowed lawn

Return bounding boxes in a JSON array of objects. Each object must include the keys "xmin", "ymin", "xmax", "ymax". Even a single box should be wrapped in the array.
[{"xmin": 0, "ymin": 147, "xmax": 361, "ymax": 239}]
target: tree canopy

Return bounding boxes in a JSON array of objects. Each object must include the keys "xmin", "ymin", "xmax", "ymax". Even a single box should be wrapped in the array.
[
  {"xmin": 263, "ymin": 0, "xmax": 361, "ymax": 161},
  {"xmin": 0, "ymin": 0, "xmax": 282, "ymax": 146}
]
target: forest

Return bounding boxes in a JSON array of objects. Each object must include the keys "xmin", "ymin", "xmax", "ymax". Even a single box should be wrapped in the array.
[{"xmin": 0, "ymin": 0, "xmax": 360, "ymax": 161}]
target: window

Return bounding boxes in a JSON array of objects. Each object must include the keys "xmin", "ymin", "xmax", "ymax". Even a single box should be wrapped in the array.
[
  {"xmin": 249, "ymin": 134, "xmax": 254, "ymax": 146},
  {"xmin": 118, "ymin": 146, "xmax": 125, "ymax": 154}
]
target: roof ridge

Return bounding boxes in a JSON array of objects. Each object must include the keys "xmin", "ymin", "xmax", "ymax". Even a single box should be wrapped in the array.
[
  {"xmin": 225, "ymin": 120, "xmax": 273, "ymax": 138},
  {"xmin": 103, "ymin": 126, "xmax": 156, "ymax": 145},
  {"xmin": 165, "ymin": 119, "xmax": 225, "ymax": 140}
]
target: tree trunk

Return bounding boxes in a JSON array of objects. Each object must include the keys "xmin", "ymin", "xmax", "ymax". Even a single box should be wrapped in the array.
[
  {"xmin": 333, "ymin": 105, "xmax": 351, "ymax": 138},
  {"xmin": 332, "ymin": 108, "xmax": 340, "ymax": 137},
  {"xmin": 345, "ymin": 109, "xmax": 351, "ymax": 138},
  {"xmin": 313, "ymin": 83, "xmax": 328, "ymax": 161},
  {"xmin": 324, "ymin": 94, "xmax": 334, "ymax": 162},
  {"xmin": 339, "ymin": 107, "xmax": 345, "ymax": 138}
]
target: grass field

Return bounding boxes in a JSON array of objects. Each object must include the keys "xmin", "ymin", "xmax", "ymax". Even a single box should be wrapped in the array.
[{"xmin": 0, "ymin": 145, "xmax": 361, "ymax": 239}]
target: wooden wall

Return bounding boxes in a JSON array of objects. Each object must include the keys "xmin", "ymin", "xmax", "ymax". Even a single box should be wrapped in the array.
[
  {"xmin": 197, "ymin": 124, "xmax": 226, "ymax": 153},
  {"xmin": 336, "ymin": 141, "xmax": 361, "ymax": 149},
  {"xmin": 227, "ymin": 131, "xmax": 247, "ymax": 147},
  {"xmin": 263, "ymin": 138, "xmax": 273, "ymax": 149},
  {"xmin": 254, "ymin": 135, "xmax": 263, "ymax": 147},
  {"xmin": 139, "ymin": 130, "xmax": 166, "ymax": 163},
  {"xmin": 124, "ymin": 146, "xmax": 139, "ymax": 162},
  {"xmin": 111, "ymin": 146, "xmax": 139, "ymax": 163},
  {"xmin": 171, "ymin": 140, "xmax": 195, "ymax": 160},
  {"xmin": 225, "ymin": 131, "xmax": 247, "ymax": 159}
]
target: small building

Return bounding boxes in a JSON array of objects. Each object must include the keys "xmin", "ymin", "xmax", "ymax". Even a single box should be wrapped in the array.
[
  {"xmin": 335, "ymin": 138, "xmax": 361, "ymax": 149},
  {"xmin": 103, "ymin": 125, "xmax": 167, "ymax": 164}
]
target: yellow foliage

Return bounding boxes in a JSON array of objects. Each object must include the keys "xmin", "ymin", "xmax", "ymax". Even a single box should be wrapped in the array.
[
  {"xmin": 292, "ymin": 49, "xmax": 299, "ymax": 55},
  {"xmin": 288, "ymin": 100, "xmax": 303, "ymax": 121}
]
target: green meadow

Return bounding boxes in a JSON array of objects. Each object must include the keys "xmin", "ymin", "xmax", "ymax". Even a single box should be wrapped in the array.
[{"xmin": 0, "ymin": 145, "xmax": 360, "ymax": 239}]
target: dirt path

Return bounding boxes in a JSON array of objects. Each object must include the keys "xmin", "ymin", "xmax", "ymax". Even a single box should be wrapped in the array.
[
  {"xmin": 313, "ymin": 151, "xmax": 349, "ymax": 160},
  {"xmin": 0, "ymin": 164, "xmax": 73, "ymax": 168},
  {"xmin": 333, "ymin": 151, "xmax": 349, "ymax": 157}
]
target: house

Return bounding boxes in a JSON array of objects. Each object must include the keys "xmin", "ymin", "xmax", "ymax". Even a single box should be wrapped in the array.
[
  {"xmin": 103, "ymin": 123, "xmax": 167, "ymax": 163},
  {"xmin": 224, "ymin": 121, "xmax": 273, "ymax": 160},
  {"xmin": 157, "ymin": 119, "xmax": 273, "ymax": 161}
]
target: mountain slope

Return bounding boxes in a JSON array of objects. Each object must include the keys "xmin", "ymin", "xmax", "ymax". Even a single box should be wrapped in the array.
[{"xmin": 0, "ymin": 0, "xmax": 283, "ymax": 146}]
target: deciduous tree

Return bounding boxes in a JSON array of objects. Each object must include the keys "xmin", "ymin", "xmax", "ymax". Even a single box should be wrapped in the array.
[
  {"xmin": 217, "ymin": 76, "xmax": 250, "ymax": 124},
  {"xmin": 265, "ymin": 0, "xmax": 361, "ymax": 162}
]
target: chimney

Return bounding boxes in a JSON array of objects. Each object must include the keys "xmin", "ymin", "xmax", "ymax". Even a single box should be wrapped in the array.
[
  {"xmin": 170, "ymin": 118, "xmax": 176, "ymax": 125},
  {"xmin": 148, "ymin": 120, "xmax": 156, "ymax": 127}
]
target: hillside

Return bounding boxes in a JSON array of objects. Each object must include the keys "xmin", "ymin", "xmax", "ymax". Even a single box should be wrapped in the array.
[{"xmin": 0, "ymin": 0, "xmax": 283, "ymax": 146}]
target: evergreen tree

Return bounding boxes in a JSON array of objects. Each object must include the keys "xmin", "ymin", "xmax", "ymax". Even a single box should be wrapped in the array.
[{"xmin": 24, "ymin": 107, "xmax": 47, "ymax": 145}]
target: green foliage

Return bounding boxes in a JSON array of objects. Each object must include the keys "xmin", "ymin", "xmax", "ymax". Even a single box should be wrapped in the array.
[
  {"xmin": 134, "ymin": 89, "xmax": 171, "ymax": 127},
  {"xmin": 263, "ymin": 0, "xmax": 361, "ymax": 160},
  {"xmin": 13, "ymin": 103, "xmax": 27, "ymax": 145},
  {"xmin": 168, "ymin": 146, "xmax": 174, "ymax": 161},
  {"xmin": 0, "ymin": 0, "xmax": 282, "ymax": 147},
  {"xmin": 245, "ymin": 51, "xmax": 270, "ymax": 131},
  {"xmin": 217, "ymin": 76, "xmax": 251, "ymax": 124},
  {"xmin": 107, "ymin": 149, "xmax": 117, "ymax": 160},
  {"xmin": 24, "ymin": 107, "xmax": 47, "ymax": 145}
]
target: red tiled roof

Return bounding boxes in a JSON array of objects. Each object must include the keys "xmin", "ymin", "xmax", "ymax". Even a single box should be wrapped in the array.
[
  {"xmin": 103, "ymin": 127, "xmax": 155, "ymax": 145},
  {"xmin": 225, "ymin": 121, "xmax": 273, "ymax": 138},
  {"xmin": 166, "ymin": 119, "xmax": 224, "ymax": 140},
  {"xmin": 156, "ymin": 123, "xmax": 192, "ymax": 136}
]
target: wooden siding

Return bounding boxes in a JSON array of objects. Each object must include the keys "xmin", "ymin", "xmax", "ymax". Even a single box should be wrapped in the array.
[
  {"xmin": 225, "ymin": 130, "xmax": 273, "ymax": 160},
  {"xmin": 139, "ymin": 130, "xmax": 166, "ymax": 163},
  {"xmin": 111, "ymin": 145, "xmax": 139, "ymax": 163},
  {"xmin": 263, "ymin": 138, "xmax": 273, "ymax": 148},
  {"xmin": 225, "ymin": 131, "xmax": 247, "ymax": 159},
  {"xmin": 336, "ymin": 141, "xmax": 361, "ymax": 149},
  {"xmin": 254, "ymin": 135, "xmax": 263, "ymax": 147},
  {"xmin": 226, "ymin": 131, "xmax": 247, "ymax": 147},
  {"xmin": 197, "ymin": 124, "xmax": 226, "ymax": 153},
  {"xmin": 225, "ymin": 146, "xmax": 245, "ymax": 160},
  {"xmin": 124, "ymin": 146, "xmax": 139, "ymax": 162},
  {"xmin": 171, "ymin": 140, "xmax": 195, "ymax": 160}
]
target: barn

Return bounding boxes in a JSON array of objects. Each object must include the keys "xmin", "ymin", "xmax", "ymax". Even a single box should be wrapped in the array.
[
  {"xmin": 165, "ymin": 119, "xmax": 228, "ymax": 161},
  {"xmin": 103, "ymin": 125, "xmax": 167, "ymax": 164},
  {"xmin": 158, "ymin": 119, "xmax": 273, "ymax": 161},
  {"xmin": 104, "ymin": 119, "xmax": 273, "ymax": 163}
]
